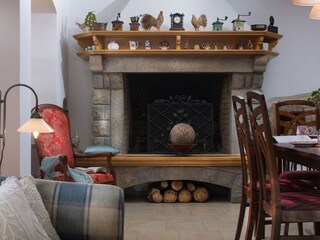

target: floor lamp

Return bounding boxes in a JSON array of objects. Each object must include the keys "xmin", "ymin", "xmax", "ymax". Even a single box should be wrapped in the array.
[{"xmin": 0, "ymin": 84, "xmax": 54, "ymax": 174}]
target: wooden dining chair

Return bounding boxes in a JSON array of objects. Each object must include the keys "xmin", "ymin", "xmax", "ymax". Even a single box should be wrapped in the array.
[
  {"xmin": 232, "ymin": 95, "xmax": 318, "ymax": 239},
  {"xmin": 273, "ymin": 99, "xmax": 320, "ymax": 136},
  {"xmin": 247, "ymin": 91, "xmax": 320, "ymax": 239},
  {"xmin": 232, "ymin": 95, "xmax": 260, "ymax": 240}
]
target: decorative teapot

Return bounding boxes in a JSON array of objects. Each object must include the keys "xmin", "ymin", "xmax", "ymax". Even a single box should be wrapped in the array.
[
  {"xmin": 159, "ymin": 39, "xmax": 169, "ymax": 50},
  {"xmin": 107, "ymin": 41, "xmax": 119, "ymax": 50}
]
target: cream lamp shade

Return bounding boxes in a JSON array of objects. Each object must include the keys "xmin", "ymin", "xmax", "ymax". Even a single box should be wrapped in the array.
[
  {"xmin": 17, "ymin": 118, "xmax": 54, "ymax": 139},
  {"xmin": 292, "ymin": 0, "xmax": 320, "ymax": 5},
  {"xmin": 309, "ymin": 5, "xmax": 320, "ymax": 19}
]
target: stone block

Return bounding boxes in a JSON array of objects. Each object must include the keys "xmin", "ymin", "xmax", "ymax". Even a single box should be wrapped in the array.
[
  {"xmin": 92, "ymin": 105, "xmax": 110, "ymax": 120},
  {"xmin": 252, "ymin": 74, "xmax": 263, "ymax": 89},
  {"xmin": 92, "ymin": 120, "xmax": 110, "ymax": 137},
  {"xmin": 89, "ymin": 55, "xmax": 103, "ymax": 72},
  {"xmin": 103, "ymin": 74, "xmax": 110, "ymax": 88},
  {"xmin": 110, "ymin": 73, "xmax": 124, "ymax": 90},
  {"xmin": 231, "ymin": 73, "xmax": 245, "ymax": 89},
  {"xmin": 93, "ymin": 137, "xmax": 111, "ymax": 146},
  {"xmin": 92, "ymin": 89, "xmax": 110, "ymax": 104},
  {"xmin": 244, "ymin": 74, "xmax": 253, "ymax": 88},
  {"xmin": 92, "ymin": 74, "xmax": 104, "ymax": 89}
]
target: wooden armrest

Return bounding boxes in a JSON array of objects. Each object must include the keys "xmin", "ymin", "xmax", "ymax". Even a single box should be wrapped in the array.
[
  {"xmin": 74, "ymin": 152, "xmax": 116, "ymax": 183},
  {"xmin": 58, "ymin": 155, "xmax": 73, "ymax": 182}
]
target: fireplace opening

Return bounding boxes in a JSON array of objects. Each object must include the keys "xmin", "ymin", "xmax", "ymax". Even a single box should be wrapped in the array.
[
  {"xmin": 125, "ymin": 73, "xmax": 228, "ymax": 154},
  {"xmin": 124, "ymin": 181, "xmax": 230, "ymax": 203}
]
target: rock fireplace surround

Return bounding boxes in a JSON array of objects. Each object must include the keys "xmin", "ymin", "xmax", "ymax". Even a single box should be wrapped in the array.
[{"xmin": 88, "ymin": 54, "xmax": 272, "ymax": 202}]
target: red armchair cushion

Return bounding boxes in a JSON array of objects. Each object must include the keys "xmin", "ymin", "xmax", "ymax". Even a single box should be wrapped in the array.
[
  {"xmin": 89, "ymin": 173, "xmax": 114, "ymax": 184},
  {"xmin": 37, "ymin": 108, "xmax": 75, "ymax": 167},
  {"xmin": 53, "ymin": 173, "xmax": 114, "ymax": 184}
]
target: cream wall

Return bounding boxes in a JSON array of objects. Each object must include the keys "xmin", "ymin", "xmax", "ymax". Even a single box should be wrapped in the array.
[
  {"xmin": 0, "ymin": 0, "xmax": 67, "ymax": 176},
  {"xmin": 1, "ymin": 0, "xmax": 319, "ymax": 175},
  {"xmin": 0, "ymin": 0, "xmax": 20, "ymax": 175},
  {"xmin": 227, "ymin": 0, "xmax": 320, "ymax": 101}
]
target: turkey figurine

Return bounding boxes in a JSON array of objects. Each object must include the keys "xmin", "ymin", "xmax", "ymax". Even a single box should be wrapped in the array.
[
  {"xmin": 141, "ymin": 11, "xmax": 164, "ymax": 31},
  {"xmin": 191, "ymin": 14, "xmax": 207, "ymax": 31}
]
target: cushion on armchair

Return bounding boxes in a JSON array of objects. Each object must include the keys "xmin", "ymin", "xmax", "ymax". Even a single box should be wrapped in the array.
[
  {"xmin": 0, "ymin": 176, "xmax": 59, "ymax": 240},
  {"xmin": 19, "ymin": 176, "xmax": 60, "ymax": 240},
  {"xmin": 84, "ymin": 145, "xmax": 120, "ymax": 155}
]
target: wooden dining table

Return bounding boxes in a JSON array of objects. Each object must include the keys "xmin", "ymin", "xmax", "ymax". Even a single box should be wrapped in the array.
[{"xmin": 274, "ymin": 143, "xmax": 320, "ymax": 170}]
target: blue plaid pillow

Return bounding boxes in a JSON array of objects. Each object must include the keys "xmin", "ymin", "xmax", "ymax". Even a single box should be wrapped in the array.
[{"xmin": 84, "ymin": 145, "xmax": 120, "ymax": 155}]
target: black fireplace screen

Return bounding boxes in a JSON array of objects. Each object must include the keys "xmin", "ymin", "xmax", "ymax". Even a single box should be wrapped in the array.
[{"xmin": 147, "ymin": 95, "xmax": 214, "ymax": 153}]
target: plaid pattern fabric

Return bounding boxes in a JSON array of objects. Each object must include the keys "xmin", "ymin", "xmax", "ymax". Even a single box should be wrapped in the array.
[{"xmin": 0, "ymin": 177, "xmax": 124, "ymax": 240}]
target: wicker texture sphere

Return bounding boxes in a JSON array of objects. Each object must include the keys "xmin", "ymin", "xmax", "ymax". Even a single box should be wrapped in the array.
[{"xmin": 170, "ymin": 123, "xmax": 195, "ymax": 144}]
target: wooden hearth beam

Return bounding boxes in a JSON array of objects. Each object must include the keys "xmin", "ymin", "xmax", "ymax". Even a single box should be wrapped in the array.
[{"xmin": 76, "ymin": 154, "xmax": 241, "ymax": 167}]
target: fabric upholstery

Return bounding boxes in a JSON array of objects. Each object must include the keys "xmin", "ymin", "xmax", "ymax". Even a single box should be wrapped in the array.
[
  {"xmin": 273, "ymin": 192, "xmax": 320, "ymax": 211},
  {"xmin": 89, "ymin": 172, "xmax": 114, "ymax": 183},
  {"xmin": 0, "ymin": 176, "xmax": 124, "ymax": 240},
  {"xmin": 253, "ymin": 178, "xmax": 316, "ymax": 193},
  {"xmin": 84, "ymin": 145, "xmax": 120, "ymax": 155},
  {"xmin": 36, "ymin": 105, "xmax": 116, "ymax": 184},
  {"xmin": 37, "ymin": 107, "xmax": 75, "ymax": 167},
  {"xmin": 36, "ymin": 178, "xmax": 124, "ymax": 239},
  {"xmin": 0, "ymin": 177, "xmax": 50, "ymax": 239},
  {"xmin": 19, "ymin": 176, "xmax": 60, "ymax": 240}
]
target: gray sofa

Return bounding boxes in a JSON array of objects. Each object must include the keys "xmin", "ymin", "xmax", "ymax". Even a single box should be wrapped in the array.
[{"xmin": 0, "ymin": 176, "xmax": 124, "ymax": 240}]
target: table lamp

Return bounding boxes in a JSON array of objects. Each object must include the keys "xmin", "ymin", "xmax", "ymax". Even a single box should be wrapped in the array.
[{"xmin": 0, "ymin": 84, "xmax": 54, "ymax": 173}]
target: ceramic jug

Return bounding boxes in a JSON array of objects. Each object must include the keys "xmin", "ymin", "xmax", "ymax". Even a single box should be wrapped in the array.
[{"xmin": 129, "ymin": 41, "xmax": 139, "ymax": 50}]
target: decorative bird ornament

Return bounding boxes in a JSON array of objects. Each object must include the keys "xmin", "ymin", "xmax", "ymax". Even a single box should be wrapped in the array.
[
  {"xmin": 191, "ymin": 14, "xmax": 207, "ymax": 31},
  {"xmin": 141, "ymin": 11, "xmax": 164, "ymax": 31}
]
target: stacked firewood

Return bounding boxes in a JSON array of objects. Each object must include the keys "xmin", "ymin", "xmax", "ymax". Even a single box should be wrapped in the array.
[{"xmin": 147, "ymin": 180, "xmax": 209, "ymax": 203}]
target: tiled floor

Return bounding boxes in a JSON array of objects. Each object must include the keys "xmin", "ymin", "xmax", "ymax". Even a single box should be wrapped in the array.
[{"xmin": 124, "ymin": 196, "xmax": 314, "ymax": 240}]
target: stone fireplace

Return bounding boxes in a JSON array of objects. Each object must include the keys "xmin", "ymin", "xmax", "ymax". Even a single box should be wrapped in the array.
[
  {"xmin": 88, "ymin": 54, "xmax": 271, "ymax": 202},
  {"xmin": 90, "ymin": 55, "xmax": 268, "ymax": 152}
]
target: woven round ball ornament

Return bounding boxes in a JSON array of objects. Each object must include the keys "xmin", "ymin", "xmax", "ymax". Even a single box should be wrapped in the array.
[{"xmin": 169, "ymin": 123, "xmax": 195, "ymax": 144}]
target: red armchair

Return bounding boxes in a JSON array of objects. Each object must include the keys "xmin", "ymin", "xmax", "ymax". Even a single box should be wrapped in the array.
[{"xmin": 35, "ymin": 104, "xmax": 116, "ymax": 185}]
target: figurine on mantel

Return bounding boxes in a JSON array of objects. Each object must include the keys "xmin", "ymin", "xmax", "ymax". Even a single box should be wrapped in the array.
[
  {"xmin": 141, "ymin": 11, "xmax": 164, "ymax": 31},
  {"xmin": 130, "ymin": 15, "xmax": 141, "ymax": 31},
  {"xmin": 112, "ymin": 13, "xmax": 124, "ymax": 31},
  {"xmin": 191, "ymin": 14, "xmax": 207, "ymax": 31},
  {"xmin": 268, "ymin": 16, "xmax": 278, "ymax": 33},
  {"xmin": 76, "ymin": 11, "xmax": 97, "ymax": 32}
]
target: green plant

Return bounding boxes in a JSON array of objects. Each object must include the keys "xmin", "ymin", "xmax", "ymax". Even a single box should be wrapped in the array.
[
  {"xmin": 85, "ymin": 11, "xmax": 96, "ymax": 30},
  {"xmin": 306, "ymin": 87, "xmax": 320, "ymax": 108}
]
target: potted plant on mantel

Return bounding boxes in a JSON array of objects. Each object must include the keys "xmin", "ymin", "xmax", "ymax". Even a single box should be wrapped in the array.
[{"xmin": 307, "ymin": 88, "xmax": 320, "ymax": 108}]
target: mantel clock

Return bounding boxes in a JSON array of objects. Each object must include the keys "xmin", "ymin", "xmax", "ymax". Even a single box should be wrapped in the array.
[{"xmin": 170, "ymin": 13, "xmax": 185, "ymax": 31}]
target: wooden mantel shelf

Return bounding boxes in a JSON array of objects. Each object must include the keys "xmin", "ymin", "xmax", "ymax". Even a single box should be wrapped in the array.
[{"xmin": 73, "ymin": 30, "xmax": 282, "ymax": 59}]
